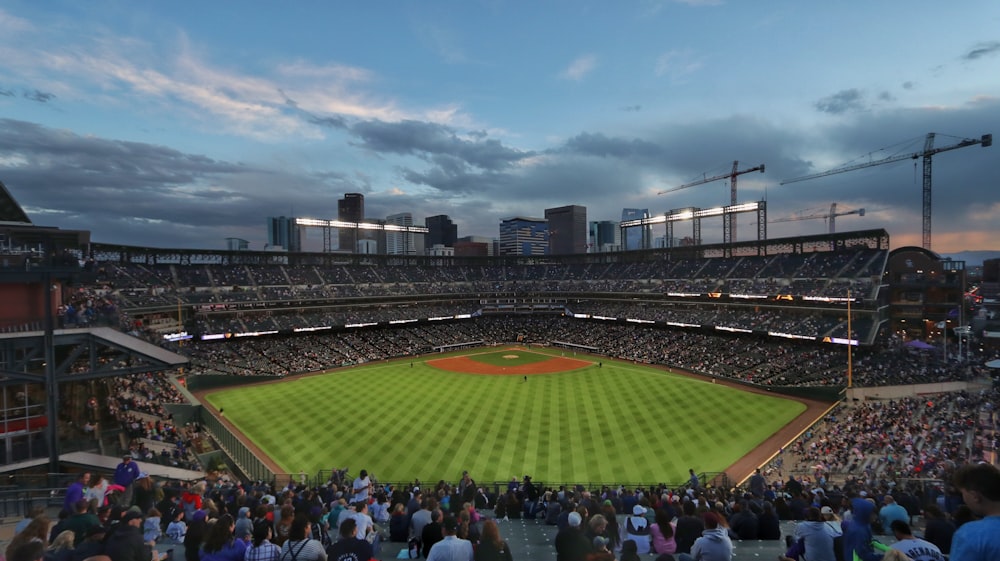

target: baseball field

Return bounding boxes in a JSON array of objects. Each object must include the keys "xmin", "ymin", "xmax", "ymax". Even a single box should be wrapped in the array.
[{"xmin": 203, "ymin": 347, "xmax": 808, "ymax": 485}]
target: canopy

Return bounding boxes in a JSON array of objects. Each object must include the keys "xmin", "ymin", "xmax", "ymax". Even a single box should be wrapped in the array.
[
  {"xmin": 904, "ymin": 340, "xmax": 935, "ymax": 350},
  {"xmin": 986, "ymin": 359, "xmax": 1000, "ymax": 369}
]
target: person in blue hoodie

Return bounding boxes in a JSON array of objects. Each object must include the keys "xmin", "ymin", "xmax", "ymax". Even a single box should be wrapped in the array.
[
  {"xmin": 842, "ymin": 497, "xmax": 884, "ymax": 561},
  {"xmin": 678, "ymin": 511, "xmax": 733, "ymax": 561}
]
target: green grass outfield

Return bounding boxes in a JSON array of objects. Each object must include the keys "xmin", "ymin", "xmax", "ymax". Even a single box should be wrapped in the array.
[{"xmin": 205, "ymin": 348, "xmax": 805, "ymax": 484}]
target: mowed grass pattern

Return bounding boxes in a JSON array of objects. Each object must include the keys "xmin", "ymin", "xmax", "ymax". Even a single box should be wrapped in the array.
[{"xmin": 205, "ymin": 351, "xmax": 805, "ymax": 484}]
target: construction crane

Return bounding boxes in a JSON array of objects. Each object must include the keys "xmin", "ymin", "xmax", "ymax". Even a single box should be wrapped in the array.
[
  {"xmin": 658, "ymin": 160, "xmax": 765, "ymax": 242},
  {"xmin": 780, "ymin": 132, "xmax": 992, "ymax": 251},
  {"xmin": 770, "ymin": 203, "xmax": 865, "ymax": 234}
]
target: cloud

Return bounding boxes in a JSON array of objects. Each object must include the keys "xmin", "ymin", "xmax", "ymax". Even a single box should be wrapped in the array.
[
  {"xmin": 814, "ymin": 89, "xmax": 865, "ymax": 114},
  {"xmin": 622, "ymin": 105, "xmax": 642, "ymax": 112},
  {"xmin": 0, "ymin": 88, "xmax": 14, "ymax": 97},
  {"xmin": 901, "ymin": 81, "xmax": 915, "ymax": 90},
  {"xmin": 963, "ymin": 41, "xmax": 1000, "ymax": 60},
  {"xmin": 23, "ymin": 89, "xmax": 55, "ymax": 103},
  {"xmin": 349, "ymin": 119, "xmax": 534, "ymax": 172},
  {"xmin": 654, "ymin": 49, "xmax": 703, "ymax": 80},
  {"xmin": 559, "ymin": 55, "xmax": 597, "ymax": 81}
]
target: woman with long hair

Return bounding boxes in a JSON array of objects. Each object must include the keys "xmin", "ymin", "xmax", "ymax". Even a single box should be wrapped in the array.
[
  {"xmin": 273, "ymin": 504, "xmax": 295, "ymax": 547},
  {"xmin": 599, "ymin": 502, "xmax": 622, "ymax": 552},
  {"xmin": 474, "ymin": 519, "xmax": 512, "ymax": 561},
  {"xmin": 44, "ymin": 530, "xmax": 75, "ymax": 561},
  {"xmin": 389, "ymin": 503, "xmax": 409, "ymax": 542},
  {"xmin": 85, "ymin": 474, "xmax": 109, "ymax": 509},
  {"xmin": 200, "ymin": 513, "xmax": 249, "ymax": 561},
  {"xmin": 184, "ymin": 510, "xmax": 208, "ymax": 561},
  {"xmin": 6, "ymin": 517, "xmax": 51, "ymax": 559},
  {"xmin": 278, "ymin": 515, "xmax": 326, "ymax": 561},
  {"xmin": 244, "ymin": 521, "xmax": 281, "ymax": 561},
  {"xmin": 650, "ymin": 507, "xmax": 677, "ymax": 556}
]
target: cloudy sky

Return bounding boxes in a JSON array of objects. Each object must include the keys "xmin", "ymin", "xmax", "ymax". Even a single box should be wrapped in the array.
[{"xmin": 1, "ymin": 1, "xmax": 998, "ymax": 253}]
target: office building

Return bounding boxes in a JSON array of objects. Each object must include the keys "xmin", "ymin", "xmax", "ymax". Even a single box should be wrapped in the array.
[
  {"xmin": 499, "ymin": 217, "xmax": 548, "ymax": 256},
  {"xmin": 544, "ymin": 205, "xmax": 587, "ymax": 255},
  {"xmin": 456, "ymin": 235, "xmax": 495, "ymax": 257},
  {"xmin": 588, "ymin": 220, "xmax": 619, "ymax": 252},
  {"xmin": 337, "ymin": 193, "xmax": 364, "ymax": 251},
  {"xmin": 386, "ymin": 212, "xmax": 416, "ymax": 255},
  {"xmin": 266, "ymin": 216, "xmax": 302, "ymax": 252},
  {"xmin": 425, "ymin": 215, "xmax": 458, "ymax": 247}
]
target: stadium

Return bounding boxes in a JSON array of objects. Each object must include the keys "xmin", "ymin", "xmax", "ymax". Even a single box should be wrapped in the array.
[{"xmin": 1, "ymin": 178, "xmax": 997, "ymax": 560}]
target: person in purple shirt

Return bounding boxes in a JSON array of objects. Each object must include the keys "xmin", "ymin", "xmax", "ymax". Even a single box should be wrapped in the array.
[
  {"xmin": 63, "ymin": 472, "xmax": 90, "ymax": 515},
  {"xmin": 114, "ymin": 454, "xmax": 141, "ymax": 506}
]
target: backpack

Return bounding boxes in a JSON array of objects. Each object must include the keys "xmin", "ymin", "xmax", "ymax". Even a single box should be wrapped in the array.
[{"xmin": 407, "ymin": 537, "xmax": 421, "ymax": 558}]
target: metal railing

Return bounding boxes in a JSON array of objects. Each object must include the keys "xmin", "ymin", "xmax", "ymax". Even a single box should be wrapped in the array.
[{"xmin": 200, "ymin": 412, "xmax": 276, "ymax": 483}]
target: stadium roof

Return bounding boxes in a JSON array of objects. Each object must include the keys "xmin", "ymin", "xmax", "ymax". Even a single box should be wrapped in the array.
[{"xmin": 0, "ymin": 180, "xmax": 32, "ymax": 225}]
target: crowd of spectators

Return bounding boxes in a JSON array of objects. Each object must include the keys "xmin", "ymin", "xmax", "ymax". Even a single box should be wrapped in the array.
[
  {"xmin": 106, "ymin": 373, "xmax": 204, "ymax": 471},
  {"xmin": 778, "ymin": 390, "xmax": 998, "ymax": 483},
  {"xmin": 13, "ymin": 458, "xmax": 1000, "ymax": 561},
  {"xmin": 174, "ymin": 315, "xmax": 986, "ymax": 391},
  {"xmin": 91, "ymin": 247, "xmax": 886, "ymax": 310}
]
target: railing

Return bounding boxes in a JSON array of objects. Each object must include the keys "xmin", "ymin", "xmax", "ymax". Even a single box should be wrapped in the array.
[
  {"xmin": 200, "ymin": 412, "xmax": 275, "ymax": 483},
  {"xmin": 311, "ymin": 471, "xmax": 729, "ymax": 497},
  {"xmin": 0, "ymin": 486, "xmax": 65, "ymax": 520}
]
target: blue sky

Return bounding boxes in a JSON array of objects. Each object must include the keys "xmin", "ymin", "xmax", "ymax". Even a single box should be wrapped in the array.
[{"xmin": 1, "ymin": 1, "xmax": 998, "ymax": 253}]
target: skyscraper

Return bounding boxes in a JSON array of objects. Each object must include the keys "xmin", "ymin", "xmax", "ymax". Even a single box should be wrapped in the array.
[
  {"xmin": 337, "ymin": 193, "xmax": 364, "ymax": 252},
  {"xmin": 425, "ymin": 215, "xmax": 458, "ymax": 247},
  {"xmin": 266, "ymin": 216, "xmax": 302, "ymax": 252},
  {"xmin": 544, "ymin": 205, "xmax": 587, "ymax": 255},
  {"xmin": 588, "ymin": 220, "xmax": 619, "ymax": 252},
  {"xmin": 499, "ymin": 217, "xmax": 548, "ymax": 256},
  {"xmin": 386, "ymin": 212, "xmax": 416, "ymax": 255}
]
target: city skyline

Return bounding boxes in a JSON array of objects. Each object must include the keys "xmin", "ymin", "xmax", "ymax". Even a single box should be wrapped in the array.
[{"xmin": 0, "ymin": 2, "xmax": 998, "ymax": 253}]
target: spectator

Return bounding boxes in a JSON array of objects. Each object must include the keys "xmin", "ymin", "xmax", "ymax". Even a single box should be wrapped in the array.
[
  {"xmin": 622, "ymin": 505, "xmax": 651, "ymax": 554},
  {"xmin": 780, "ymin": 507, "xmax": 839, "ymax": 561},
  {"xmin": 681, "ymin": 512, "xmax": 732, "ymax": 561},
  {"xmin": 44, "ymin": 530, "xmax": 75, "ymax": 561},
  {"xmin": 950, "ymin": 463, "xmax": 1000, "ymax": 561},
  {"xmin": 474, "ymin": 519, "xmax": 512, "ymax": 561},
  {"xmin": 878, "ymin": 496, "xmax": 908, "ymax": 533},
  {"xmin": 71, "ymin": 526, "xmax": 107, "ymax": 561},
  {"xmin": 555, "ymin": 512, "xmax": 590, "ymax": 561},
  {"xmin": 9, "ymin": 541, "xmax": 45, "ymax": 561},
  {"xmin": 113, "ymin": 455, "xmax": 141, "ymax": 507},
  {"xmin": 888, "ymin": 520, "xmax": 945, "ymax": 561},
  {"xmin": 278, "ymin": 515, "xmax": 325, "ymax": 561},
  {"xmin": 200, "ymin": 513, "xmax": 248, "ymax": 561},
  {"xmin": 324, "ymin": 518, "xmax": 371, "ymax": 561},
  {"xmin": 105, "ymin": 511, "xmax": 151, "ymax": 561},
  {"xmin": 426, "ymin": 515, "xmax": 473, "ymax": 561},
  {"xmin": 63, "ymin": 473, "xmax": 90, "ymax": 515},
  {"xmin": 920, "ymin": 504, "xmax": 954, "ymax": 555},
  {"xmin": 650, "ymin": 507, "xmax": 677, "ymax": 556},
  {"xmin": 421, "ymin": 509, "xmax": 444, "ymax": 559},
  {"xmin": 7, "ymin": 518, "xmax": 52, "ymax": 560},
  {"xmin": 674, "ymin": 501, "xmax": 704, "ymax": 555},
  {"xmin": 244, "ymin": 521, "xmax": 281, "ymax": 561}
]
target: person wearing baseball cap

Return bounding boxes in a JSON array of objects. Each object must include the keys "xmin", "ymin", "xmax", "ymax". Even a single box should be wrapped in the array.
[
  {"xmin": 106, "ymin": 509, "xmax": 152, "ymax": 561},
  {"xmin": 623, "ymin": 504, "xmax": 651, "ymax": 554},
  {"xmin": 114, "ymin": 453, "xmax": 141, "ymax": 507}
]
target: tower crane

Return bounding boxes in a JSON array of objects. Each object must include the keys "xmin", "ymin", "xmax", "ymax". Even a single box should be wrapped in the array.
[
  {"xmin": 658, "ymin": 160, "xmax": 765, "ymax": 242},
  {"xmin": 770, "ymin": 203, "xmax": 865, "ymax": 234},
  {"xmin": 780, "ymin": 132, "xmax": 991, "ymax": 251}
]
